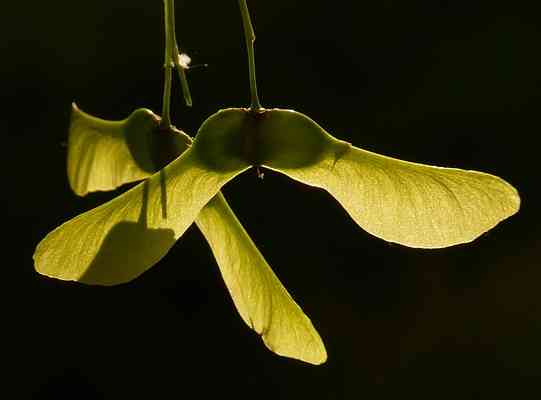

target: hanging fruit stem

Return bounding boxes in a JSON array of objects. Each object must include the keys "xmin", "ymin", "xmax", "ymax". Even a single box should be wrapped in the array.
[{"xmin": 238, "ymin": 0, "xmax": 262, "ymax": 112}]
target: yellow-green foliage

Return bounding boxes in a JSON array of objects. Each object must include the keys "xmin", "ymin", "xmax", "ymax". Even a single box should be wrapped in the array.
[
  {"xmin": 36, "ymin": 106, "xmax": 327, "ymax": 365},
  {"xmin": 35, "ymin": 105, "xmax": 519, "ymax": 365}
]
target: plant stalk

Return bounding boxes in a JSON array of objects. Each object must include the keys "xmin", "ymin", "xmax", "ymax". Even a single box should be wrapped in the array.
[
  {"xmin": 162, "ymin": 0, "xmax": 192, "ymax": 128},
  {"xmin": 238, "ymin": 0, "xmax": 262, "ymax": 112},
  {"xmin": 161, "ymin": 0, "xmax": 174, "ymax": 128},
  {"xmin": 172, "ymin": 43, "xmax": 193, "ymax": 108}
]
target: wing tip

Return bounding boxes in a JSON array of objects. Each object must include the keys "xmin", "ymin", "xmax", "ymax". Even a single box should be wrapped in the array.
[
  {"xmin": 272, "ymin": 343, "xmax": 328, "ymax": 365},
  {"xmin": 259, "ymin": 329, "xmax": 328, "ymax": 365}
]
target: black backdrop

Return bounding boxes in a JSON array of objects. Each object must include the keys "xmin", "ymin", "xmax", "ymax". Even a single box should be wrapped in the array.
[{"xmin": 3, "ymin": 1, "xmax": 541, "ymax": 398}]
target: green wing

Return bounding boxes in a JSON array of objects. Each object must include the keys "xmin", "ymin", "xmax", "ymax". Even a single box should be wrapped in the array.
[
  {"xmin": 39, "ymin": 106, "xmax": 326, "ymax": 364},
  {"xmin": 197, "ymin": 193, "xmax": 326, "ymax": 364},
  {"xmin": 264, "ymin": 110, "xmax": 520, "ymax": 248},
  {"xmin": 35, "ymin": 147, "xmax": 248, "ymax": 284},
  {"xmin": 67, "ymin": 103, "xmax": 191, "ymax": 195}
]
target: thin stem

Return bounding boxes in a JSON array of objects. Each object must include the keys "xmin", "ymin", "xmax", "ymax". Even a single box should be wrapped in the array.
[
  {"xmin": 163, "ymin": 0, "xmax": 192, "ymax": 118},
  {"xmin": 169, "ymin": 0, "xmax": 192, "ymax": 107},
  {"xmin": 238, "ymin": 0, "xmax": 262, "ymax": 112},
  {"xmin": 161, "ymin": 63, "xmax": 173, "ymax": 128},
  {"xmin": 161, "ymin": 0, "xmax": 174, "ymax": 127},
  {"xmin": 172, "ymin": 45, "xmax": 193, "ymax": 107}
]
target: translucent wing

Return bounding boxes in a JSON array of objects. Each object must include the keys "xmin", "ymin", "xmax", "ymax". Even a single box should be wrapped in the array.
[
  {"xmin": 45, "ymin": 106, "xmax": 326, "ymax": 364},
  {"xmin": 197, "ymin": 193, "xmax": 326, "ymax": 364},
  {"xmin": 67, "ymin": 103, "xmax": 190, "ymax": 195},
  {"xmin": 34, "ymin": 147, "xmax": 249, "ymax": 284},
  {"xmin": 264, "ymin": 111, "xmax": 520, "ymax": 248}
]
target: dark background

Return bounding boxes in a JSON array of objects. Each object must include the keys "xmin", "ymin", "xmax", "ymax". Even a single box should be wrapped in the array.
[{"xmin": 3, "ymin": 1, "xmax": 541, "ymax": 398}]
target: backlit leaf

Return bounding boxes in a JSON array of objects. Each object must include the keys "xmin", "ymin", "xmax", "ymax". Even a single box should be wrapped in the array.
[
  {"xmin": 264, "ymin": 110, "xmax": 520, "ymax": 248},
  {"xmin": 67, "ymin": 103, "xmax": 191, "ymax": 195},
  {"xmin": 39, "ymin": 106, "xmax": 326, "ymax": 364},
  {"xmin": 197, "ymin": 193, "xmax": 326, "ymax": 364},
  {"xmin": 35, "ymin": 146, "xmax": 249, "ymax": 284}
]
